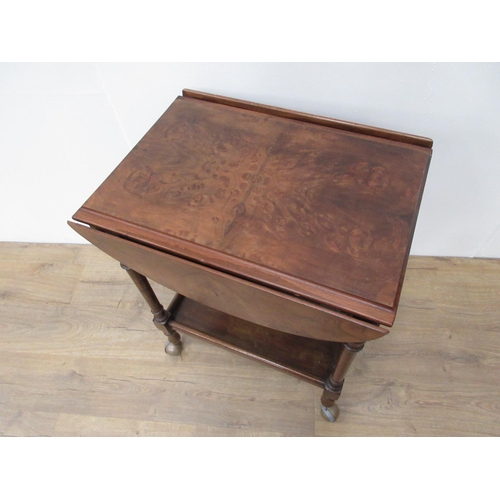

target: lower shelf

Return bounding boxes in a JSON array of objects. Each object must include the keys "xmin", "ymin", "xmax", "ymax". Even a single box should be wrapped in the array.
[{"xmin": 169, "ymin": 295, "xmax": 341, "ymax": 387}]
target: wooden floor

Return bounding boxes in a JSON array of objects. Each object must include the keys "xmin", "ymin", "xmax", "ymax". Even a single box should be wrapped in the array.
[{"xmin": 1, "ymin": 242, "xmax": 499, "ymax": 437}]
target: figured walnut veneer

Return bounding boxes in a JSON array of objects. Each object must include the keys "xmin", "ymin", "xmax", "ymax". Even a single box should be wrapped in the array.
[
  {"xmin": 70, "ymin": 89, "xmax": 432, "ymax": 420},
  {"xmin": 74, "ymin": 92, "xmax": 431, "ymax": 326},
  {"xmin": 68, "ymin": 221, "xmax": 387, "ymax": 344}
]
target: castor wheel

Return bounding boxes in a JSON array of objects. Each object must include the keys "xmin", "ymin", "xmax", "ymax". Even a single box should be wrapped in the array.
[
  {"xmin": 165, "ymin": 341, "xmax": 183, "ymax": 356},
  {"xmin": 321, "ymin": 404, "xmax": 339, "ymax": 422}
]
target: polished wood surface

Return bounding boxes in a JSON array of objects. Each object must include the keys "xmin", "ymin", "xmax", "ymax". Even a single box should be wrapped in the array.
[
  {"xmin": 120, "ymin": 264, "xmax": 182, "ymax": 354},
  {"xmin": 73, "ymin": 91, "xmax": 432, "ymax": 325},
  {"xmin": 170, "ymin": 295, "xmax": 342, "ymax": 386},
  {"xmin": 182, "ymin": 89, "xmax": 434, "ymax": 148},
  {"xmin": 69, "ymin": 221, "xmax": 387, "ymax": 343},
  {"xmin": 1, "ymin": 243, "xmax": 499, "ymax": 437},
  {"xmin": 321, "ymin": 342, "xmax": 365, "ymax": 407}
]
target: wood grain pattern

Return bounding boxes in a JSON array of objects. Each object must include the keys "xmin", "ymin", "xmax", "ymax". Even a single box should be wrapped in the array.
[
  {"xmin": 120, "ymin": 265, "xmax": 182, "ymax": 353},
  {"xmin": 170, "ymin": 296, "xmax": 342, "ymax": 386},
  {"xmin": 74, "ymin": 206, "xmax": 394, "ymax": 325},
  {"xmin": 68, "ymin": 221, "xmax": 388, "ymax": 343},
  {"xmin": 73, "ymin": 93, "xmax": 432, "ymax": 325},
  {"xmin": 182, "ymin": 89, "xmax": 434, "ymax": 148},
  {"xmin": 1, "ymin": 243, "xmax": 499, "ymax": 436},
  {"xmin": 321, "ymin": 342, "xmax": 365, "ymax": 407}
]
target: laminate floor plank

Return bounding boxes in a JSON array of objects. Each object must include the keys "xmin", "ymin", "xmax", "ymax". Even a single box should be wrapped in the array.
[
  {"xmin": 0, "ymin": 349, "xmax": 313, "ymax": 437},
  {"xmin": 1, "ymin": 243, "xmax": 499, "ymax": 436},
  {"xmin": 0, "ymin": 408, "xmax": 60, "ymax": 437},
  {"xmin": 316, "ymin": 257, "xmax": 500, "ymax": 437},
  {"xmin": 52, "ymin": 413, "xmax": 286, "ymax": 437}
]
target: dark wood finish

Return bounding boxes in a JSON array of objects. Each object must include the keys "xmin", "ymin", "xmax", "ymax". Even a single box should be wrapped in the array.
[
  {"xmin": 120, "ymin": 262, "xmax": 163, "ymax": 312},
  {"xmin": 168, "ymin": 295, "xmax": 342, "ymax": 387},
  {"xmin": 73, "ymin": 93, "xmax": 432, "ymax": 326},
  {"xmin": 182, "ymin": 89, "xmax": 434, "ymax": 148},
  {"xmin": 321, "ymin": 342, "xmax": 365, "ymax": 407},
  {"xmin": 69, "ymin": 221, "xmax": 388, "ymax": 343},
  {"xmin": 74, "ymin": 206, "xmax": 394, "ymax": 326},
  {"xmin": 69, "ymin": 90, "xmax": 433, "ymax": 420},
  {"xmin": 120, "ymin": 263, "xmax": 182, "ymax": 353}
]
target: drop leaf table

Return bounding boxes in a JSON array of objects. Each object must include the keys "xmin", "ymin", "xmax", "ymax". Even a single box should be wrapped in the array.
[{"xmin": 69, "ymin": 89, "xmax": 432, "ymax": 422}]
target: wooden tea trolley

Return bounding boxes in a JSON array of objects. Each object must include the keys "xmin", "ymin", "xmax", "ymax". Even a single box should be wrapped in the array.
[{"xmin": 69, "ymin": 89, "xmax": 432, "ymax": 421}]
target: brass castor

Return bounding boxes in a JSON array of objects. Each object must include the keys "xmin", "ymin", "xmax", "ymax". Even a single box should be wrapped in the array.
[
  {"xmin": 321, "ymin": 404, "xmax": 339, "ymax": 422},
  {"xmin": 165, "ymin": 341, "xmax": 183, "ymax": 356}
]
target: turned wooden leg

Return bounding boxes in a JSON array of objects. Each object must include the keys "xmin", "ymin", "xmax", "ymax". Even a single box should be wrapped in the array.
[
  {"xmin": 320, "ymin": 342, "xmax": 365, "ymax": 422},
  {"xmin": 120, "ymin": 263, "xmax": 183, "ymax": 356}
]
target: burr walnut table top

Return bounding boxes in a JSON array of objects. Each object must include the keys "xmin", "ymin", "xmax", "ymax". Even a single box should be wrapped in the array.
[{"xmin": 73, "ymin": 90, "xmax": 432, "ymax": 326}]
